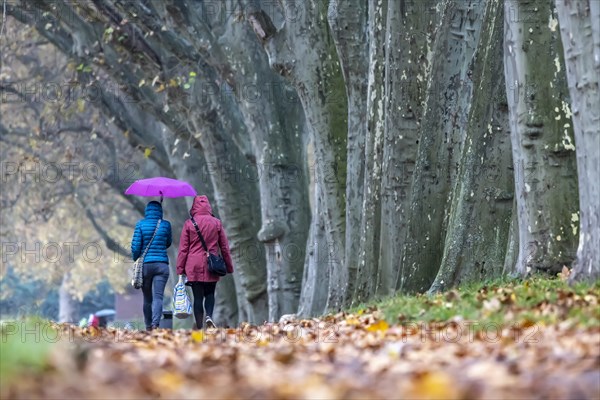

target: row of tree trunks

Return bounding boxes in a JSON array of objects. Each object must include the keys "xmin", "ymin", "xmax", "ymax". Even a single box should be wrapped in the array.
[
  {"xmin": 8, "ymin": 0, "xmax": 268, "ymax": 322},
  {"xmin": 217, "ymin": 20, "xmax": 310, "ymax": 322},
  {"xmin": 247, "ymin": 0, "xmax": 349, "ymax": 312},
  {"xmin": 120, "ymin": 0, "xmax": 310, "ymax": 322},
  {"xmin": 8, "ymin": 0, "xmax": 599, "ymax": 324}
]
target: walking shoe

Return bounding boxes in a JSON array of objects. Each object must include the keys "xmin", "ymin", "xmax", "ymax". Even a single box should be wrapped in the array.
[{"xmin": 205, "ymin": 316, "xmax": 216, "ymax": 329}]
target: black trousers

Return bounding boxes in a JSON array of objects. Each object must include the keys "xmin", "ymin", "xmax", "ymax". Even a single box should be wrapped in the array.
[{"xmin": 189, "ymin": 282, "xmax": 217, "ymax": 329}]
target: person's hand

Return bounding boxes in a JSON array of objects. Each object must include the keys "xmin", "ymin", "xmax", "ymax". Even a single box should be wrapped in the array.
[{"xmin": 178, "ymin": 275, "xmax": 185, "ymax": 284}]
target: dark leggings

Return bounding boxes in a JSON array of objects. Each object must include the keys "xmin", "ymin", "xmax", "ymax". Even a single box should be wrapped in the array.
[{"xmin": 190, "ymin": 282, "xmax": 217, "ymax": 329}]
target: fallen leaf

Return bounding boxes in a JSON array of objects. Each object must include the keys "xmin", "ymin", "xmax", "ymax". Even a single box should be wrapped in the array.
[
  {"xmin": 483, "ymin": 297, "xmax": 501, "ymax": 313},
  {"xmin": 558, "ymin": 266, "xmax": 571, "ymax": 281},
  {"xmin": 366, "ymin": 319, "xmax": 389, "ymax": 332},
  {"xmin": 152, "ymin": 371, "xmax": 185, "ymax": 392},
  {"xmin": 190, "ymin": 331, "xmax": 204, "ymax": 343},
  {"xmin": 408, "ymin": 371, "xmax": 461, "ymax": 400}
]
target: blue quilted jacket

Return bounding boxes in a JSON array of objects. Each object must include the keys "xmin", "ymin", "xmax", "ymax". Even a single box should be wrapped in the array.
[{"xmin": 131, "ymin": 201, "xmax": 172, "ymax": 264}]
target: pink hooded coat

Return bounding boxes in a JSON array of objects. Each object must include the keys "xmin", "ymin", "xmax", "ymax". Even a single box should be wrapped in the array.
[{"xmin": 176, "ymin": 196, "xmax": 234, "ymax": 282}]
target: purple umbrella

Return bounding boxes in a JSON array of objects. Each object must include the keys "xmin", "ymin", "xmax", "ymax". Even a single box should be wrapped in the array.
[{"xmin": 125, "ymin": 177, "xmax": 197, "ymax": 202}]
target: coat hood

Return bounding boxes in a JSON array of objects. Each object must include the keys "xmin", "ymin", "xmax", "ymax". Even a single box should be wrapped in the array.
[
  {"xmin": 144, "ymin": 201, "xmax": 163, "ymax": 219},
  {"xmin": 190, "ymin": 195, "xmax": 212, "ymax": 217}
]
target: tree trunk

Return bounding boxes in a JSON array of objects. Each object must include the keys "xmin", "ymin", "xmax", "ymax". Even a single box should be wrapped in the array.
[
  {"xmin": 247, "ymin": 0, "xmax": 349, "ymax": 311},
  {"xmin": 400, "ymin": 0, "xmax": 487, "ymax": 293},
  {"xmin": 213, "ymin": 275, "xmax": 239, "ymax": 327},
  {"xmin": 555, "ymin": 0, "xmax": 600, "ymax": 282},
  {"xmin": 58, "ymin": 273, "xmax": 78, "ymax": 323},
  {"xmin": 297, "ymin": 166, "xmax": 331, "ymax": 317},
  {"xmin": 430, "ymin": 0, "xmax": 514, "ymax": 292},
  {"xmin": 327, "ymin": 0, "xmax": 368, "ymax": 306},
  {"xmin": 504, "ymin": 0, "xmax": 580, "ymax": 276},
  {"xmin": 218, "ymin": 21, "xmax": 310, "ymax": 321},
  {"xmin": 503, "ymin": 200, "xmax": 520, "ymax": 275},
  {"xmin": 353, "ymin": 0, "xmax": 387, "ymax": 303},
  {"xmin": 188, "ymin": 66, "xmax": 269, "ymax": 323},
  {"xmin": 381, "ymin": 0, "xmax": 441, "ymax": 295}
]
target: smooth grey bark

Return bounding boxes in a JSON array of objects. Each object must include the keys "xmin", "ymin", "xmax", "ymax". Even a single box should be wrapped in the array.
[
  {"xmin": 213, "ymin": 275, "xmax": 239, "ymax": 327},
  {"xmin": 188, "ymin": 66, "xmax": 268, "ymax": 323},
  {"xmin": 297, "ymin": 170, "xmax": 330, "ymax": 317},
  {"xmin": 185, "ymin": 84, "xmax": 260, "ymax": 323},
  {"xmin": 253, "ymin": 112, "xmax": 307, "ymax": 321},
  {"xmin": 400, "ymin": 0, "xmax": 487, "ymax": 293},
  {"xmin": 430, "ymin": 0, "xmax": 514, "ymax": 292},
  {"xmin": 247, "ymin": 0, "xmax": 349, "ymax": 311},
  {"xmin": 218, "ymin": 20, "xmax": 310, "ymax": 322},
  {"xmin": 555, "ymin": 0, "xmax": 600, "ymax": 282},
  {"xmin": 58, "ymin": 272, "xmax": 78, "ymax": 323},
  {"xmin": 353, "ymin": 0, "xmax": 387, "ymax": 303},
  {"xmin": 503, "ymin": 200, "xmax": 520, "ymax": 276},
  {"xmin": 504, "ymin": 0, "xmax": 579, "ymax": 276},
  {"xmin": 382, "ymin": 0, "xmax": 441, "ymax": 295},
  {"xmin": 327, "ymin": 0, "xmax": 368, "ymax": 305}
]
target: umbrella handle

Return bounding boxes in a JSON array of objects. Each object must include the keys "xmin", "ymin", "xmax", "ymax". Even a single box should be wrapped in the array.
[{"xmin": 159, "ymin": 191, "xmax": 163, "ymax": 204}]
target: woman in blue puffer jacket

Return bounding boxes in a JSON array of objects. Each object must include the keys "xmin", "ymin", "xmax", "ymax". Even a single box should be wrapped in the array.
[{"xmin": 131, "ymin": 201, "xmax": 172, "ymax": 330}]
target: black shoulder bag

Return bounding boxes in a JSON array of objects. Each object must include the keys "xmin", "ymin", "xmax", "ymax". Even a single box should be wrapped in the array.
[{"xmin": 190, "ymin": 217, "xmax": 227, "ymax": 277}]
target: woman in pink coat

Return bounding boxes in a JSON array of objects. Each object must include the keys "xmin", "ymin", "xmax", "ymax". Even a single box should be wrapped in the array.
[{"xmin": 176, "ymin": 196, "xmax": 234, "ymax": 329}]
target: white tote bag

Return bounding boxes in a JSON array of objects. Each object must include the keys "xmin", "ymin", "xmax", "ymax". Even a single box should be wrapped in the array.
[{"xmin": 172, "ymin": 279, "xmax": 192, "ymax": 319}]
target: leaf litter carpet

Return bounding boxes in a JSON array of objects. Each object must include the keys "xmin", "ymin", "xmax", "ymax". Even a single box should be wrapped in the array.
[{"xmin": 3, "ymin": 289, "xmax": 599, "ymax": 399}]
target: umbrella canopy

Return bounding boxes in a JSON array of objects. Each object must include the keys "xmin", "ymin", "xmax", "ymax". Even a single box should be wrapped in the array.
[
  {"xmin": 94, "ymin": 309, "xmax": 116, "ymax": 317},
  {"xmin": 125, "ymin": 177, "xmax": 197, "ymax": 198}
]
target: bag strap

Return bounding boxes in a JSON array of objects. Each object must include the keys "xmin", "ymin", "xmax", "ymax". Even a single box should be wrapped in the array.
[
  {"xmin": 140, "ymin": 219, "xmax": 162, "ymax": 262},
  {"xmin": 190, "ymin": 216, "xmax": 209, "ymax": 257}
]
